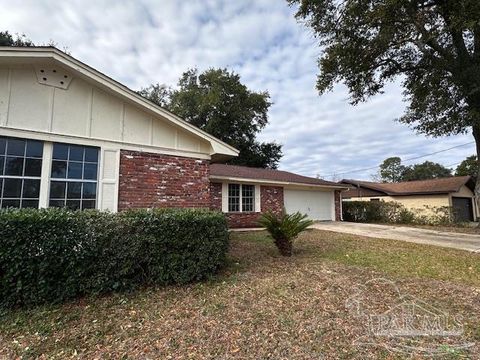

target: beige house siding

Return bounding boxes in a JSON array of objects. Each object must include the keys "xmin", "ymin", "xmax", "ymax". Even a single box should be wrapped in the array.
[{"xmin": 344, "ymin": 194, "xmax": 451, "ymax": 216}]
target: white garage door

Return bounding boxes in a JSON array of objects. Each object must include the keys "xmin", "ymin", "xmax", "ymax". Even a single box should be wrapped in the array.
[{"xmin": 284, "ymin": 189, "xmax": 334, "ymax": 221}]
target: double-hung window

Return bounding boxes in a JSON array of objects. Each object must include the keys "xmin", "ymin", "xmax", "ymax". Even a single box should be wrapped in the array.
[
  {"xmin": 0, "ymin": 136, "xmax": 43, "ymax": 208},
  {"xmin": 49, "ymin": 143, "xmax": 99, "ymax": 210},
  {"xmin": 228, "ymin": 184, "xmax": 255, "ymax": 212}
]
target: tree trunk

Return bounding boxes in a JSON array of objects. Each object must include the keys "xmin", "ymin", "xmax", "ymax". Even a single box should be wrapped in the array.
[
  {"xmin": 472, "ymin": 125, "xmax": 480, "ymax": 225},
  {"xmin": 274, "ymin": 237, "xmax": 293, "ymax": 257}
]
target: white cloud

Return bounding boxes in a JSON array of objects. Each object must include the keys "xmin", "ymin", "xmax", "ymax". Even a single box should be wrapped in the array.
[{"xmin": 0, "ymin": 0, "xmax": 475, "ymax": 180}]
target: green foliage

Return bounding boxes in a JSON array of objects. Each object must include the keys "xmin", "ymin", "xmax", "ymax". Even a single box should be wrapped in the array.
[
  {"xmin": 139, "ymin": 68, "xmax": 282, "ymax": 169},
  {"xmin": 289, "ymin": 0, "xmax": 480, "ymax": 197},
  {"xmin": 378, "ymin": 157, "xmax": 452, "ymax": 182},
  {"xmin": 401, "ymin": 161, "xmax": 452, "ymax": 181},
  {"xmin": 379, "ymin": 157, "xmax": 405, "ymax": 182},
  {"xmin": 258, "ymin": 211, "xmax": 313, "ymax": 256},
  {"xmin": 0, "ymin": 31, "xmax": 34, "ymax": 47},
  {"xmin": 0, "ymin": 208, "xmax": 229, "ymax": 308},
  {"xmin": 342, "ymin": 201, "xmax": 456, "ymax": 225},
  {"xmin": 455, "ymin": 155, "xmax": 478, "ymax": 180}
]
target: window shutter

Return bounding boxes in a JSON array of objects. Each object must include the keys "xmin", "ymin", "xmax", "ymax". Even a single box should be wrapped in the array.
[
  {"xmin": 99, "ymin": 148, "xmax": 120, "ymax": 211},
  {"xmin": 221, "ymin": 182, "xmax": 228, "ymax": 212},
  {"xmin": 255, "ymin": 184, "xmax": 261, "ymax": 212}
]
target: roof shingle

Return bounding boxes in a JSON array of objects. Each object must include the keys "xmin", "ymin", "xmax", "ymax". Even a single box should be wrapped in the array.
[
  {"xmin": 210, "ymin": 164, "xmax": 343, "ymax": 187},
  {"xmin": 340, "ymin": 176, "xmax": 473, "ymax": 195}
]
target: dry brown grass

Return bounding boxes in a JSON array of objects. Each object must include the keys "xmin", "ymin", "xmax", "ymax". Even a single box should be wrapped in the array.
[{"xmin": 1, "ymin": 230, "xmax": 479, "ymax": 359}]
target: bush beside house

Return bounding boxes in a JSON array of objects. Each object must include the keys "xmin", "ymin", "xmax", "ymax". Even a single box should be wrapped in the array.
[
  {"xmin": 0, "ymin": 208, "xmax": 229, "ymax": 308},
  {"xmin": 342, "ymin": 200, "xmax": 457, "ymax": 225}
]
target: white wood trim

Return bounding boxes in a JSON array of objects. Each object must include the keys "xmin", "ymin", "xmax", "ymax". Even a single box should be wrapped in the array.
[
  {"xmin": 0, "ymin": 47, "xmax": 239, "ymax": 157},
  {"xmin": 0, "ymin": 126, "xmax": 212, "ymax": 160},
  {"xmin": 38, "ymin": 142, "xmax": 53, "ymax": 208},
  {"xmin": 210, "ymin": 175, "xmax": 348, "ymax": 190},
  {"xmin": 221, "ymin": 182, "xmax": 228, "ymax": 212},
  {"xmin": 255, "ymin": 184, "xmax": 261, "ymax": 212}
]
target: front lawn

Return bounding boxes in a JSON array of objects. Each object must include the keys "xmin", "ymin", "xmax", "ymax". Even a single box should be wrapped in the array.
[{"xmin": 1, "ymin": 230, "xmax": 479, "ymax": 359}]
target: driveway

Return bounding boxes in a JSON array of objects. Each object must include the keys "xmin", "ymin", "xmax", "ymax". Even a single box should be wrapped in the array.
[{"xmin": 311, "ymin": 222, "xmax": 480, "ymax": 253}]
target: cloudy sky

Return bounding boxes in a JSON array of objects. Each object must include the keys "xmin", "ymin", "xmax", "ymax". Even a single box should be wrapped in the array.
[{"xmin": 1, "ymin": 0, "xmax": 475, "ymax": 180}]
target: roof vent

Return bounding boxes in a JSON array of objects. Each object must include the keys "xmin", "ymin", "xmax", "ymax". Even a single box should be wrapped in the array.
[{"xmin": 34, "ymin": 67, "xmax": 73, "ymax": 90}]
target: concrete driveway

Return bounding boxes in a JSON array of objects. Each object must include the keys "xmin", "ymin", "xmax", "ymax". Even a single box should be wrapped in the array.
[{"xmin": 311, "ymin": 222, "xmax": 480, "ymax": 253}]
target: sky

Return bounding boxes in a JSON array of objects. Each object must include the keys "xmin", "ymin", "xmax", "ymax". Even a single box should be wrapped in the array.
[{"xmin": 1, "ymin": 0, "xmax": 475, "ymax": 180}]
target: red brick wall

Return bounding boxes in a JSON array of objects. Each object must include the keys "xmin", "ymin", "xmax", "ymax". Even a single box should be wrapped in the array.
[
  {"xmin": 118, "ymin": 150, "xmax": 210, "ymax": 210},
  {"xmin": 334, "ymin": 190, "xmax": 342, "ymax": 221},
  {"xmin": 210, "ymin": 183, "xmax": 284, "ymax": 228}
]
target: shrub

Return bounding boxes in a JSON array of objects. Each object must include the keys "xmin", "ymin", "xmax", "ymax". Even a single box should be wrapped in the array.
[
  {"xmin": 258, "ymin": 211, "xmax": 313, "ymax": 256},
  {"xmin": 0, "ymin": 208, "xmax": 229, "ymax": 308},
  {"xmin": 342, "ymin": 200, "xmax": 456, "ymax": 225}
]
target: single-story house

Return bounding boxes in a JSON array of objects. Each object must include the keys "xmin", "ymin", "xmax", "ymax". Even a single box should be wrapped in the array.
[
  {"xmin": 0, "ymin": 46, "xmax": 345, "ymax": 227},
  {"xmin": 340, "ymin": 176, "xmax": 477, "ymax": 222}
]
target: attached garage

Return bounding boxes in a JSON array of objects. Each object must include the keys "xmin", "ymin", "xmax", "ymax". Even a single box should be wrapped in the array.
[
  {"xmin": 210, "ymin": 164, "xmax": 347, "ymax": 228},
  {"xmin": 284, "ymin": 188, "xmax": 334, "ymax": 220}
]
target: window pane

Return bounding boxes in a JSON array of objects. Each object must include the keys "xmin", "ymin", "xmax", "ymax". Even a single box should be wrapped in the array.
[
  {"xmin": 66, "ymin": 200, "xmax": 80, "ymax": 210},
  {"xmin": 7, "ymin": 139, "xmax": 25, "ymax": 156},
  {"xmin": 0, "ymin": 138, "xmax": 6, "ymax": 155},
  {"xmin": 228, "ymin": 184, "xmax": 240, "ymax": 212},
  {"xmin": 3, "ymin": 178, "xmax": 22, "ymax": 197},
  {"xmin": 2, "ymin": 199, "xmax": 20, "ymax": 208},
  {"xmin": 50, "ymin": 181, "xmax": 66, "ymax": 199},
  {"xmin": 51, "ymin": 160, "xmax": 67, "ymax": 178},
  {"xmin": 5, "ymin": 157, "xmax": 24, "ymax": 176},
  {"xmin": 26, "ymin": 140, "xmax": 43, "ymax": 158},
  {"xmin": 83, "ymin": 163, "xmax": 98, "ymax": 180},
  {"xmin": 69, "ymin": 145, "xmax": 84, "ymax": 161},
  {"xmin": 67, "ymin": 182, "xmax": 82, "ymax": 199},
  {"xmin": 83, "ymin": 182, "xmax": 97, "ymax": 199},
  {"xmin": 0, "ymin": 156, "xmax": 4, "ymax": 175},
  {"xmin": 82, "ymin": 200, "xmax": 96, "ymax": 210},
  {"xmin": 49, "ymin": 199, "xmax": 65, "ymax": 208},
  {"xmin": 53, "ymin": 144, "xmax": 69, "ymax": 160},
  {"xmin": 67, "ymin": 162, "xmax": 83, "ymax": 179},
  {"xmin": 24, "ymin": 158, "xmax": 42, "ymax": 177},
  {"xmin": 84, "ymin": 147, "xmax": 98, "ymax": 162},
  {"xmin": 21, "ymin": 199, "xmax": 39, "ymax": 209},
  {"xmin": 23, "ymin": 179, "xmax": 40, "ymax": 198}
]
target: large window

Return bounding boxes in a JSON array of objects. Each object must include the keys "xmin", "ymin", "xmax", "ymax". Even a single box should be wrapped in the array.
[
  {"xmin": 228, "ymin": 183, "xmax": 255, "ymax": 212},
  {"xmin": 49, "ymin": 143, "xmax": 99, "ymax": 210},
  {"xmin": 0, "ymin": 136, "xmax": 43, "ymax": 209}
]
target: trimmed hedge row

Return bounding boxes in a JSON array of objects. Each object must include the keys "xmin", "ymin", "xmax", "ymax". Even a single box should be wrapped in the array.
[{"xmin": 0, "ymin": 208, "xmax": 229, "ymax": 308}]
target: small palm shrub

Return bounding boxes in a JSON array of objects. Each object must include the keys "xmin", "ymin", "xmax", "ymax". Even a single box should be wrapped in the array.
[{"xmin": 258, "ymin": 211, "xmax": 313, "ymax": 256}]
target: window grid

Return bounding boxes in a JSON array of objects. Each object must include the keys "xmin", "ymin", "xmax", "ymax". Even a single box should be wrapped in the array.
[
  {"xmin": 228, "ymin": 183, "xmax": 255, "ymax": 213},
  {"xmin": 49, "ymin": 143, "xmax": 99, "ymax": 211},
  {"xmin": 0, "ymin": 137, "xmax": 43, "ymax": 209}
]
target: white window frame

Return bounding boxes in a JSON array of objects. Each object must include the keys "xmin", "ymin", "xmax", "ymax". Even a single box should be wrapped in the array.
[{"xmin": 222, "ymin": 182, "xmax": 261, "ymax": 213}]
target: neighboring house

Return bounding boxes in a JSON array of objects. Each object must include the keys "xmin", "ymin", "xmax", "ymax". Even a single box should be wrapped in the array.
[
  {"xmin": 340, "ymin": 176, "xmax": 477, "ymax": 222},
  {"xmin": 0, "ymin": 47, "xmax": 345, "ymax": 227}
]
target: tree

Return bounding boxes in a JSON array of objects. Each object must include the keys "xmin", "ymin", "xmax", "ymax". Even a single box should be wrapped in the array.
[
  {"xmin": 289, "ymin": 1, "xmax": 480, "ymax": 209},
  {"xmin": 140, "ymin": 68, "xmax": 282, "ymax": 168},
  {"xmin": 137, "ymin": 83, "xmax": 170, "ymax": 109},
  {"xmin": 401, "ymin": 160, "xmax": 452, "ymax": 181},
  {"xmin": 455, "ymin": 155, "xmax": 478, "ymax": 179},
  {"xmin": 0, "ymin": 31, "xmax": 34, "ymax": 46},
  {"xmin": 379, "ymin": 157, "xmax": 406, "ymax": 182}
]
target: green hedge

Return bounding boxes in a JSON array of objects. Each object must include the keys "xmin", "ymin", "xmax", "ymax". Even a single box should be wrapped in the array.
[{"xmin": 0, "ymin": 208, "xmax": 229, "ymax": 308}]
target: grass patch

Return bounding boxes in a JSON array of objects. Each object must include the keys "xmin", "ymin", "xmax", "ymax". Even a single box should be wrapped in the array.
[{"xmin": 1, "ymin": 229, "xmax": 478, "ymax": 359}]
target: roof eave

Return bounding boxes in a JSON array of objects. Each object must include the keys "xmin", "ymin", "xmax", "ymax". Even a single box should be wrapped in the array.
[
  {"xmin": 210, "ymin": 175, "xmax": 350, "ymax": 190},
  {"xmin": 0, "ymin": 46, "xmax": 239, "ymax": 158}
]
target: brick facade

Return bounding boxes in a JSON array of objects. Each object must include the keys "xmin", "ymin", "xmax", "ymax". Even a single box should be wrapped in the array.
[
  {"xmin": 118, "ymin": 150, "xmax": 210, "ymax": 210},
  {"xmin": 210, "ymin": 182, "xmax": 284, "ymax": 228},
  {"xmin": 334, "ymin": 190, "xmax": 342, "ymax": 221}
]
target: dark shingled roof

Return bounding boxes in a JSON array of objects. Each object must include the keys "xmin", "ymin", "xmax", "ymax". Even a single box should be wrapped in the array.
[
  {"xmin": 340, "ymin": 176, "xmax": 474, "ymax": 195},
  {"xmin": 210, "ymin": 164, "xmax": 344, "ymax": 187}
]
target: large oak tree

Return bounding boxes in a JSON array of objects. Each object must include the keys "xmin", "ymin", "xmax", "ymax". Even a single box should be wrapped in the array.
[
  {"xmin": 289, "ymin": 0, "xmax": 480, "ymax": 202},
  {"xmin": 140, "ymin": 69, "xmax": 282, "ymax": 169}
]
